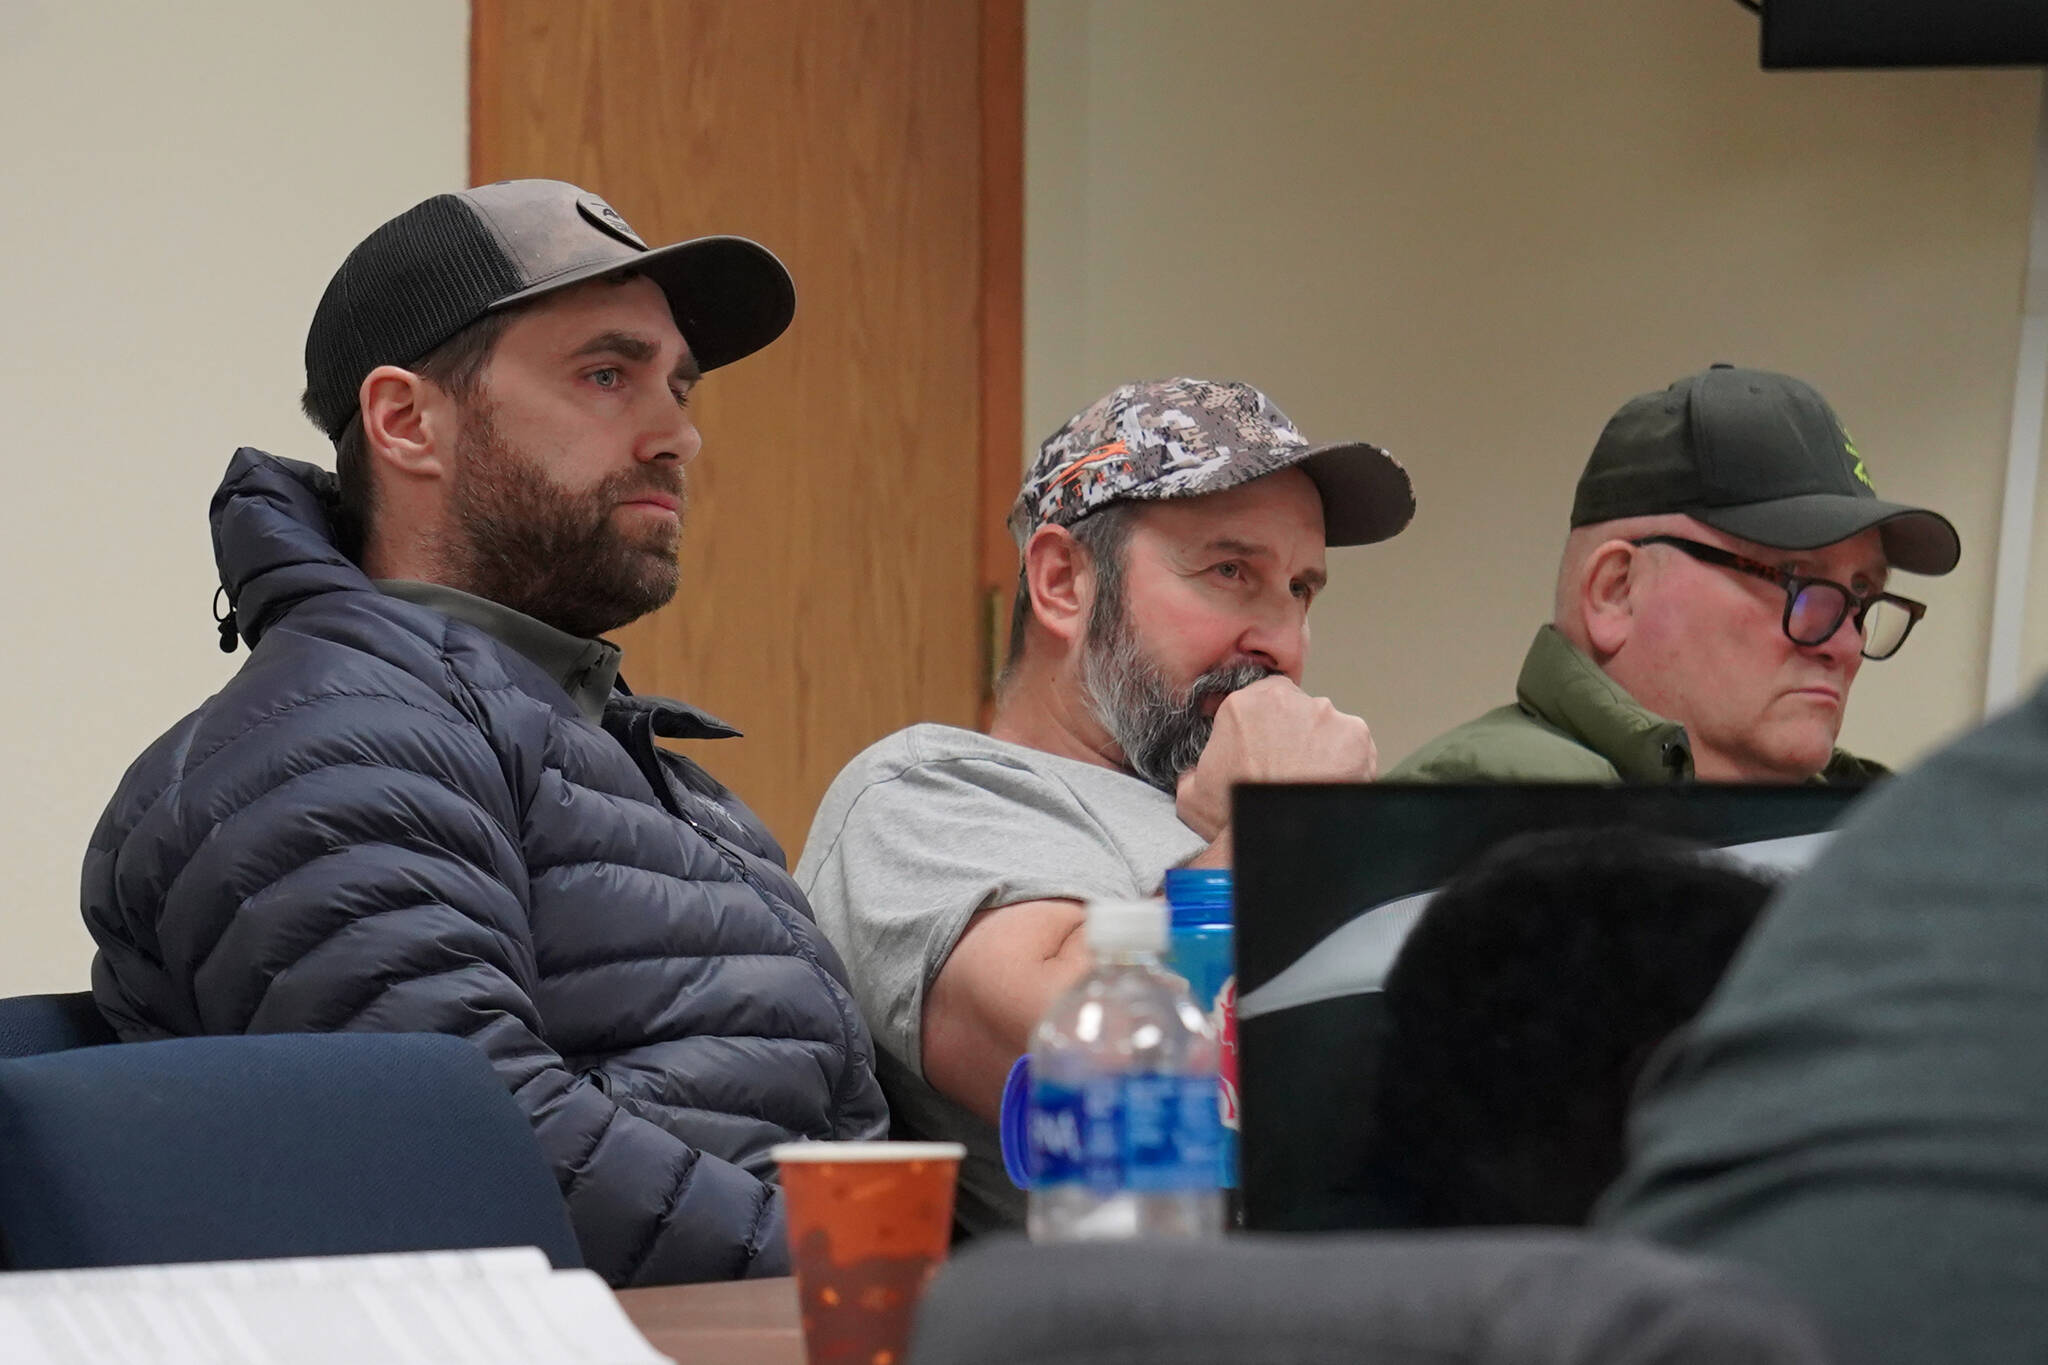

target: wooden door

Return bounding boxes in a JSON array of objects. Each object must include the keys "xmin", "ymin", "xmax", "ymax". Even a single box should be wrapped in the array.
[{"xmin": 472, "ymin": 0, "xmax": 1022, "ymax": 858}]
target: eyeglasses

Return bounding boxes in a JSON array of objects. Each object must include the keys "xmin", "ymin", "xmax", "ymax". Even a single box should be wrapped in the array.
[{"xmin": 1627, "ymin": 535, "xmax": 1926, "ymax": 661}]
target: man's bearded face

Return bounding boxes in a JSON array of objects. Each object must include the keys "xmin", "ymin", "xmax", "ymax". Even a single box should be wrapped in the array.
[
  {"xmin": 441, "ymin": 395, "xmax": 685, "ymax": 638},
  {"xmin": 1081, "ymin": 574, "xmax": 1275, "ymax": 792}
]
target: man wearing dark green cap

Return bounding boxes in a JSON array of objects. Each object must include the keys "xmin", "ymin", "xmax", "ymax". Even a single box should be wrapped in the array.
[{"xmin": 1392, "ymin": 365, "xmax": 1959, "ymax": 784}]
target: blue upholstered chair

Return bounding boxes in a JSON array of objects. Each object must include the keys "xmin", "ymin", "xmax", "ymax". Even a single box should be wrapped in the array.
[
  {"xmin": 0, "ymin": 991, "xmax": 118, "ymax": 1057},
  {"xmin": 0, "ymin": 1030, "xmax": 581, "ymax": 1271}
]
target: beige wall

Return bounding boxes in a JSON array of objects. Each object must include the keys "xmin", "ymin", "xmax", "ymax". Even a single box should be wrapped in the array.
[
  {"xmin": 4, "ymin": 2, "xmax": 2041, "ymax": 996},
  {"xmin": 0, "ymin": 1, "xmax": 466, "ymax": 994},
  {"xmin": 1026, "ymin": 0, "xmax": 2047, "ymax": 774}
]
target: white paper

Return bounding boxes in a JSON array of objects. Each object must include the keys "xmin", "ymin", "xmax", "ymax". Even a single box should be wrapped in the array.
[{"xmin": 0, "ymin": 1247, "xmax": 673, "ymax": 1365}]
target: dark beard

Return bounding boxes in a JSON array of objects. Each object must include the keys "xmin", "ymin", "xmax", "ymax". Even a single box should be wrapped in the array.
[
  {"xmin": 440, "ymin": 400, "xmax": 684, "ymax": 638},
  {"xmin": 1080, "ymin": 587, "xmax": 1276, "ymax": 793}
]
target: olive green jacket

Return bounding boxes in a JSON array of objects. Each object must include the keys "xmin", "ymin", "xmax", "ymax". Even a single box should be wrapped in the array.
[{"xmin": 1388, "ymin": 626, "xmax": 1888, "ymax": 784}]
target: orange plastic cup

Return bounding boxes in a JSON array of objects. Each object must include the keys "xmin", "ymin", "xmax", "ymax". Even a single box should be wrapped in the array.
[{"xmin": 771, "ymin": 1141, "xmax": 966, "ymax": 1365}]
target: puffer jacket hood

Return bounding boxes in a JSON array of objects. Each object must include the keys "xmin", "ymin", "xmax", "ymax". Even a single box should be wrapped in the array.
[
  {"xmin": 86, "ymin": 449, "xmax": 888, "ymax": 1286},
  {"xmin": 209, "ymin": 449, "xmax": 360, "ymax": 650}
]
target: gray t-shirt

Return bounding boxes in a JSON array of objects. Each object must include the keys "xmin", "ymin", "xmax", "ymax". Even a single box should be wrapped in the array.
[{"xmin": 795, "ymin": 723, "xmax": 1208, "ymax": 1234}]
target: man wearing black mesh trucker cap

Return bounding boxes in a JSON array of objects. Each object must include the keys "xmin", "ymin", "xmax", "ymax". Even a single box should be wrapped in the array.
[
  {"xmin": 81, "ymin": 181, "xmax": 887, "ymax": 1286},
  {"xmin": 1394, "ymin": 365, "xmax": 1960, "ymax": 785}
]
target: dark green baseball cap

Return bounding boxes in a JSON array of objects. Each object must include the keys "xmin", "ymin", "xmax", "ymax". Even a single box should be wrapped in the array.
[{"xmin": 1570, "ymin": 365, "xmax": 1959, "ymax": 576}]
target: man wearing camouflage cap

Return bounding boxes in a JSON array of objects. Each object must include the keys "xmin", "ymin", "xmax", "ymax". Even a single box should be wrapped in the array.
[
  {"xmin": 1393, "ymin": 364, "xmax": 1958, "ymax": 785},
  {"xmin": 796, "ymin": 377, "xmax": 1415, "ymax": 1233}
]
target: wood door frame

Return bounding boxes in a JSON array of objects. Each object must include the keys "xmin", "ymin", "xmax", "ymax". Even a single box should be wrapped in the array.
[
  {"xmin": 977, "ymin": 0, "xmax": 1027, "ymax": 719},
  {"xmin": 469, "ymin": 0, "xmax": 1026, "ymax": 718}
]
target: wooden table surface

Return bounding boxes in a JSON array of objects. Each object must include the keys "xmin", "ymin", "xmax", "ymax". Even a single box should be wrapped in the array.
[{"xmin": 617, "ymin": 1275, "xmax": 805, "ymax": 1365}]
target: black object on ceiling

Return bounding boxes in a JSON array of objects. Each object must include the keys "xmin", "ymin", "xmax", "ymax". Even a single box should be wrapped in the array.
[{"xmin": 1740, "ymin": 0, "xmax": 2048, "ymax": 69}]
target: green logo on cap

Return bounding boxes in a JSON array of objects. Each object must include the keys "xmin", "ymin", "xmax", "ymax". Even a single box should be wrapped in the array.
[{"xmin": 1844, "ymin": 432, "xmax": 1872, "ymax": 489}]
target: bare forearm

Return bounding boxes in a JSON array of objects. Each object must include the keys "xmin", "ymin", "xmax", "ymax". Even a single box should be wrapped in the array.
[{"xmin": 923, "ymin": 901, "xmax": 1092, "ymax": 1124}]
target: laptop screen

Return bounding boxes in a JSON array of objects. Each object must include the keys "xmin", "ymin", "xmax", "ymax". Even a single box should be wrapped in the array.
[{"xmin": 1232, "ymin": 781, "xmax": 1866, "ymax": 1232}]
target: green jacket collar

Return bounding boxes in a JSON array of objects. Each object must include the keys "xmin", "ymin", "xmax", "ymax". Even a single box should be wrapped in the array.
[
  {"xmin": 1513, "ymin": 626, "xmax": 1886, "ymax": 785},
  {"xmin": 1515, "ymin": 626, "xmax": 1693, "ymax": 782}
]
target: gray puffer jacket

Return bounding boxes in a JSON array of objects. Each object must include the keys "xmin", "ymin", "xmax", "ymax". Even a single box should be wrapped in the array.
[{"xmin": 84, "ymin": 449, "xmax": 887, "ymax": 1286}]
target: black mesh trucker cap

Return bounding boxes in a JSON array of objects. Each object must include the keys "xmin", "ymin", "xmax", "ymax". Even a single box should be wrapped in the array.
[
  {"xmin": 303, "ymin": 179, "xmax": 794, "ymax": 440},
  {"xmin": 1570, "ymin": 364, "xmax": 1959, "ymax": 576}
]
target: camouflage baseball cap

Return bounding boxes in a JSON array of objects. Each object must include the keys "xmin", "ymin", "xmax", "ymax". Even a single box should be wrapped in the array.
[{"xmin": 1009, "ymin": 378, "xmax": 1415, "ymax": 548}]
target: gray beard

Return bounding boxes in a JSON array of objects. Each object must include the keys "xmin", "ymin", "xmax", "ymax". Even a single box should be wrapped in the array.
[{"xmin": 1081, "ymin": 601, "xmax": 1276, "ymax": 793}]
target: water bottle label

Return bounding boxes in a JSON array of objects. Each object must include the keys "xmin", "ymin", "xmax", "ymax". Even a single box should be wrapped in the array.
[
  {"xmin": 1122, "ymin": 1074, "xmax": 1223, "ymax": 1192},
  {"xmin": 1028, "ymin": 1081, "xmax": 1090, "ymax": 1187},
  {"xmin": 1029, "ymin": 1075, "xmax": 1223, "ymax": 1193}
]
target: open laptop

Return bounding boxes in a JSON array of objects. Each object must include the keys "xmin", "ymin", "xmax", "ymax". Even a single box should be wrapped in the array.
[{"xmin": 1232, "ymin": 781, "xmax": 1868, "ymax": 1232}]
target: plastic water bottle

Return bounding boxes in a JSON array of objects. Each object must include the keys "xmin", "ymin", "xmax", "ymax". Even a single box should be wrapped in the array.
[
  {"xmin": 1026, "ymin": 898, "xmax": 1225, "ymax": 1241},
  {"xmin": 1163, "ymin": 868, "xmax": 1239, "ymax": 1222}
]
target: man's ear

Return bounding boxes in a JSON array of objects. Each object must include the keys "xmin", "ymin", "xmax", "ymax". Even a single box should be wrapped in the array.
[
  {"xmin": 1580, "ymin": 539, "xmax": 1638, "ymax": 657},
  {"xmin": 1022, "ymin": 524, "xmax": 1092, "ymax": 647},
  {"xmin": 359, "ymin": 365, "xmax": 455, "ymax": 481}
]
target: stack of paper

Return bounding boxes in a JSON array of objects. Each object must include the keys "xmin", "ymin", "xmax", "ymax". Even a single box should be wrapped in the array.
[{"xmin": 0, "ymin": 1246, "xmax": 671, "ymax": 1365}]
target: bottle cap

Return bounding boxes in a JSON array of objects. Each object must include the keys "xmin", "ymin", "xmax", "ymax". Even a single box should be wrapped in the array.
[
  {"xmin": 1163, "ymin": 868, "xmax": 1234, "ymax": 927},
  {"xmin": 1085, "ymin": 897, "xmax": 1167, "ymax": 955}
]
